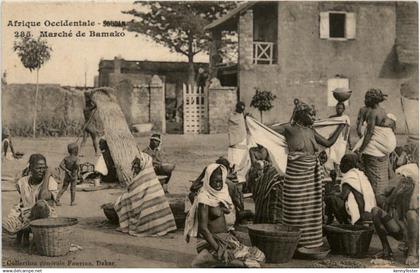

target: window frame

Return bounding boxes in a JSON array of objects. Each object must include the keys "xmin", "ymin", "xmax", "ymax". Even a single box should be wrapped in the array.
[{"xmin": 320, "ymin": 11, "xmax": 356, "ymax": 41}]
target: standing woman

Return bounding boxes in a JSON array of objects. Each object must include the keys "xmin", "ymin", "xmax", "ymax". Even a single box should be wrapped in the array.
[
  {"xmin": 274, "ymin": 101, "xmax": 345, "ymax": 249},
  {"xmin": 354, "ymin": 89, "xmax": 397, "ymax": 208}
]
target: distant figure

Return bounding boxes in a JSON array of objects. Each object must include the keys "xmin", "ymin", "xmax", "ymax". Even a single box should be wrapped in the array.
[
  {"xmin": 95, "ymin": 138, "xmax": 118, "ymax": 183},
  {"xmin": 227, "ymin": 102, "xmax": 249, "ymax": 191},
  {"xmin": 81, "ymin": 91, "xmax": 99, "ymax": 156},
  {"xmin": 2, "ymin": 127, "xmax": 16, "ymax": 160},
  {"xmin": 56, "ymin": 143, "xmax": 79, "ymax": 206},
  {"xmin": 143, "ymin": 134, "xmax": 175, "ymax": 193},
  {"xmin": 196, "ymin": 67, "xmax": 208, "ymax": 90}
]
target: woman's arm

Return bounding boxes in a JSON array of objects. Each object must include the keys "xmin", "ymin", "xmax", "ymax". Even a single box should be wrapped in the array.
[
  {"xmin": 198, "ymin": 203, "xmax": 219, "ymax": 251},
  {"xmin": 356, "ymin": 108, "xmax": 366, "ymax": 138},
  {"xmin": 358, "ymin": 111, "xmax": 376, "ymax": 153},
  {"xmin": 314, "ymin": 124, "xmax": 345, "ymax": 147},
  {"xmin": 271, "ymin": 123, "xmax": 288, "ymax": 136}
]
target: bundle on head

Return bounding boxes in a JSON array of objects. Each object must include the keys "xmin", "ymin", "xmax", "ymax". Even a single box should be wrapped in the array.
[{"xmin": 90, "ymin": 87, "xmax": 140, "ymax": 184}]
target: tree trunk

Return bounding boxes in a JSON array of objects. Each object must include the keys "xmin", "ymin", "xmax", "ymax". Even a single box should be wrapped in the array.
[
  {"xmin": 33, "ymin": 68, "xmax": 39, "ymax": 138},
  {"xmin": 260, "ymin": 111, "xmax": 263, "ymax": 123},
  {"xmin": 187, "ymin": 34, "xmax": 195, "ymax": 85},
  {"xmin": 188, "ymin": 55, "xmax": 195, "ymax": 85}
]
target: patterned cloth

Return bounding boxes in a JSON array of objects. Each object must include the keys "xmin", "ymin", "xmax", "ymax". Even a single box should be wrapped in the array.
[
  {"xmin": 361, "ymin": 154, "xmax": 389, "ymax": 208},
  {"xmin": 252, "ymin": 165, "xmax": 283, "ymax": 224},
  {"xmin": 282, "ymin": 154, "xmax": 324, "ymax": 248},
  {"xmin": 114, "ymin": 152, "xmax": 176, "ymax": 236},
  {"xmin": 194, "ymin": 232, "xmax": 265, "ymax": 268}
]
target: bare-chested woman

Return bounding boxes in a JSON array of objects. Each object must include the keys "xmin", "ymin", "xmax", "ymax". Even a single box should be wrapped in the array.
[
  {"xmin": 184, "ymin": 163, "xmax": 265, "ymax": 267},
  {"xmin": 273, "ymin": 101, "xmax": 345, "ymax": 249},
  {"xmin": 354, "ymin": 89, "xmax": 397, "ymax": 208}
]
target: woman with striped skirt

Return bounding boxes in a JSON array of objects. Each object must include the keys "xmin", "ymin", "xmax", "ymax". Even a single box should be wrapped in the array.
[{"xmin": 274, "ymin": 100, "xmax": 345, "ymax": 248}]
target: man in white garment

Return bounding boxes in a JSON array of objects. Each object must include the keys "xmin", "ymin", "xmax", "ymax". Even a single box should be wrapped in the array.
[{"xmin": 227, "ymin": 102, "xmax": 249, "ymax": 193}]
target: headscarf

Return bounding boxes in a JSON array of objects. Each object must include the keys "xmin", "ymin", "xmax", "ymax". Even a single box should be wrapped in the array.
[{"xmin": 184, "ymin": 163, "xmax": 233, "ymax": 242}]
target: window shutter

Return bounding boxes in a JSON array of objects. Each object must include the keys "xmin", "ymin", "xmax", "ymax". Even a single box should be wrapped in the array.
[
  {"xmin": 320, "ymin": 12, "xmax": 330, "ymax": 39},
  {"xmin": 345, "ymin": 12, "xmax": 356, "ymax": 39}
]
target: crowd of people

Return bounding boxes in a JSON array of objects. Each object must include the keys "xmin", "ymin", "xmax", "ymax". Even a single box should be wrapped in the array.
[{"xmin": 1, "ymin": 86, "xmax": 418, "ymax": 268}]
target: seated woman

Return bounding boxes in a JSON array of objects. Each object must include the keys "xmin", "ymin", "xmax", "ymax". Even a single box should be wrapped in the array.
[
  {"xmin": 185, "ymin": 163, "xmax": 265, "ymax": 268},
  {"xmin": 2, "ymin": 127, "xmax": 16, "ymax": 160},
  {"xmin": 371, "ymin": 163, "xmax": 418, "ymax": 265},
  {"xmin": 325, "ymin": 153, "xmax": 376, "ymax": 225},
  {"xmin": 188, "ymin": 157, "xmax": 243, "ymax": 227},
  {"xmin": 3, "ymin": 154, "xmax": 58, "ymax": 247}
]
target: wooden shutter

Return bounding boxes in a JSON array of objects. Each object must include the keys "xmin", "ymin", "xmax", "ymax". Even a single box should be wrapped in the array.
[
  {"xmin": 345, "ymin": 12, "xmax": 356, "ymax": 39},
  {"xmin": 320, "ymin": 12, "xmax": 330, "ymax": 39}
]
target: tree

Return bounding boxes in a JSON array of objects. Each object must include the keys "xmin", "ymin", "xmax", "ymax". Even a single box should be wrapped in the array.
[
  {"xmin": 250, "ymin": 88, "xmax": 277, "ymax": 123},
  {"xmin": 14, "ymin": 36, "xmax": 52, "ymax": 138},
  {"xmin": 123, "ymin": 1, "xmax": 236, "ymax": 84}
]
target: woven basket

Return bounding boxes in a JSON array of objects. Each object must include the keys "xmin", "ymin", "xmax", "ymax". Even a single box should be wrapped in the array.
[
  {"xmin": 30, "ymin": 217, "xmax": 78, "ymax": 257},
  {"xmin": 101, "ymin": 203, "xmax": 119, "ymax": 225},
  {"xmin": 325, "ymin": 224, "xmax": 374, "ymax": 257},
  {"xmin": 248, "ymin": 224, "xmax": 301, "ymax": 263}
]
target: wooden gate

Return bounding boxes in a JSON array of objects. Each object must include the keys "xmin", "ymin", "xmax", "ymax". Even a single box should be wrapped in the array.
[{"xmin": 183, "ymin": 84, "xmax": 208, "ymax": 134}]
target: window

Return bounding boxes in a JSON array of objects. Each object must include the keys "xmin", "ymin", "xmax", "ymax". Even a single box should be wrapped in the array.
[
  {"xmin": 327, "ymin": 77, "xmax": 349, "ymax": 107},
  {"xmin": 320, "ymin": 12, "xmax": 356, "ymax": 40}
]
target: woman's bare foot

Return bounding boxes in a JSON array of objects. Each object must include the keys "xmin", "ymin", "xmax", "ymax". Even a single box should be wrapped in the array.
[
  {"xmin": 373, "ymin": 250, "xmax": 393, "ymax": 260},
  {"xmin": 405, "ymin": 255, "xmax": 418, "ymax": 266}
]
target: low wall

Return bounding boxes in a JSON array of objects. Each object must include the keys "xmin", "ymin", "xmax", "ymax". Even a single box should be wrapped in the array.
[{"xmin": 2, "ymin": 84, "xmax": 84, "ymax": 136}]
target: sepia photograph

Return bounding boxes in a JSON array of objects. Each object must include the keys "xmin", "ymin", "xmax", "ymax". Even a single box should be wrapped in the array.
[{"xmin": 1, "ymin": 0, "xmax": 419, "ymax": 269}]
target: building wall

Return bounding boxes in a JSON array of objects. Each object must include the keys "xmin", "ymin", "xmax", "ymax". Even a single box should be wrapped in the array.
[
  {"xmin": 209, "ymin": 87, "xmax": 238, "ymax": 133},
  {"xmin": 238, "ymin": 2, "xmax": 416, "ymax": 133}
]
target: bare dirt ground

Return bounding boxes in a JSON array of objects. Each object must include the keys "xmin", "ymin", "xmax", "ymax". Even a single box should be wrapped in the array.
[{"xmin": 1, "ymin": 135, "xmax": 416, "ymax": 268}]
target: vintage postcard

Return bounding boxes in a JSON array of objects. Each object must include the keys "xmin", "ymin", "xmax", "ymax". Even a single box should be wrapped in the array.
[{"xmin": 1, "ymin": 0, "xmax": 419, "ymax": 270}]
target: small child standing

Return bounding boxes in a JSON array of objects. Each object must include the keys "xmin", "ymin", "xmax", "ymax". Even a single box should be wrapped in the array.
[{"xmin": 56, "ymin": 143, "xmax": 79, "ymax": 206}]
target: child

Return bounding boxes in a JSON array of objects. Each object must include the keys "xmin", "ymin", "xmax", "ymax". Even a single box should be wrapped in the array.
[{"xmin": 56, "ymin": 143, "xmax": 79, "ymax": 206}]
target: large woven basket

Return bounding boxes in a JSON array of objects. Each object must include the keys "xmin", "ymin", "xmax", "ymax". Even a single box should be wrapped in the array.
[
  {"xmin": 248, "ymin": 224, "xmax": 301, "ymax": 263},
  {"xmin": 30, "ymin": 217, "xmax": 78, "ymax": 257},
  {"xmin": 325, "ymin": 224, "xmax": 374, "ymax": 257}
]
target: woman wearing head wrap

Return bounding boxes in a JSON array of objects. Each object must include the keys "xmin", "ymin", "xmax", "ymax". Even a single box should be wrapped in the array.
[
  {"xmin": 113, "ymin": 150, "xmax": 177, "ymax": 237},
  {"xmin": 274, "ymin": 100, "xmax": 345, "ymax": 249},
  {"xmin": 185, "ymin": 163, "xmax": 265, "ymax": 267},
  {"xmin": 3, "ymin": 154, "xmax": 58, "ymax": 247},
  {"xmin": 353, "ymin": 89, "xmax": 397, "ymax": 208}
]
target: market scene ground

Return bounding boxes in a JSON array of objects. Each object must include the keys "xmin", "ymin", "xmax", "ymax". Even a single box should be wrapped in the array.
[{"xmin": 1, "ymin": 134, "xmax": 416, "ymax": 268}]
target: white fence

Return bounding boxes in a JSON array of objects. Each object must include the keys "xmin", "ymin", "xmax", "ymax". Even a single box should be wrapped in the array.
[{"xmin": 183, "ymin": 84, "xmax": 208, "ymax": 134}]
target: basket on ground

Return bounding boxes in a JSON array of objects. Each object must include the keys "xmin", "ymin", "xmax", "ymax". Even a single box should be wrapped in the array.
[
  {"xmin": 248, "ymin": 223, "xmax": 301, "ymax": 263},
  {"xmin": 30, "ymin": 217, "xmax": 78, "ymax": 257},
  {"xmin": 324, "ymin": 224, "xmax": 374, "ymax": 257},
  {"xmin": 101, "ymin": 203, "xmax": 119, "ymax": 225}
]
